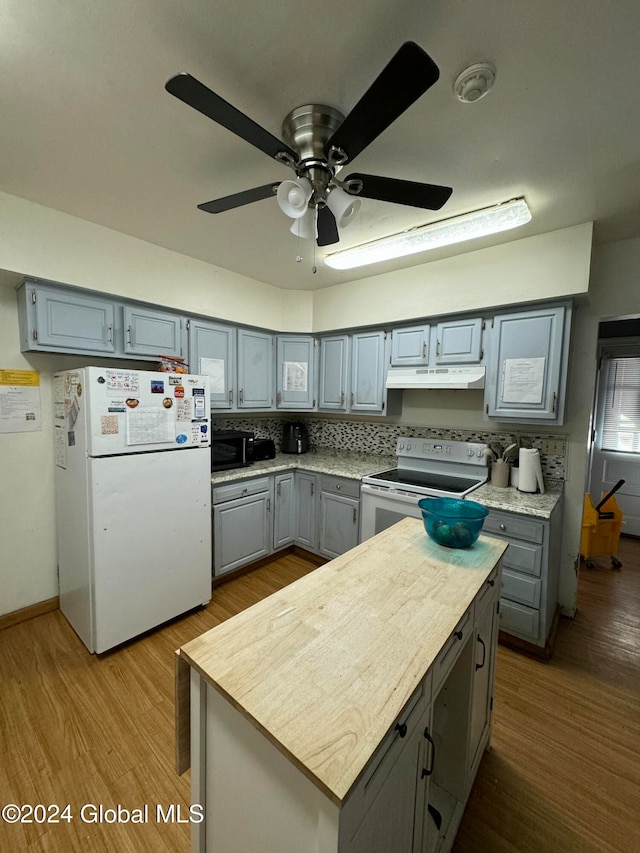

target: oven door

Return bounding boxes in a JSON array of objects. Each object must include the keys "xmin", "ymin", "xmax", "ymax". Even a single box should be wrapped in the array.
[{"xmin": 360, "ymin": 483, "xmax": 424, "ymax": 542}]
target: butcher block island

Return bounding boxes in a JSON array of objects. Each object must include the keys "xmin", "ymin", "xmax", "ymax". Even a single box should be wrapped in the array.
[{"xmin": 176, "ymin": 518, "xmax": 508, "ymax": 853}]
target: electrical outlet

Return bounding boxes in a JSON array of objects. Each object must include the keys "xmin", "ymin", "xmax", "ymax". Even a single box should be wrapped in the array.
[{"xmin": 541, "ymin": 438, "xmax": 566, "ymax": 456}]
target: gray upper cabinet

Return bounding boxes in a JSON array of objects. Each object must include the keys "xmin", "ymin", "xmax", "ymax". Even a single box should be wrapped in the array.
[
  {"xmin": 18, "ymin": 280, "xmax": 116, "ymax": 354},
  {"xmin": 351, "ymin": 330, "xmax": 388, "ymax": 413},
  {"xmin": 123, "ymin": 305, "xmax": 183, "ymax": 358},
  {"xmin": 276, "ymin": 335, "xmax": 316, "ymax": 410},
  {"xmin": 237, "ymin": 328, "xmax": 274, "ymax": 409},
  {"xmin": 390, "ymin": 324, "xmax": 429, "ymax": 367},
  {"xmin": 435, "ymin": 318, "xmax": 483, "ymax": 364},
  {"xmin": 188, "ymin": 320, "xmax": 236, "ymax": 409},
  {"xmin": 485, "ymin": 303, "xmax": 571, "ymax": 424},
  {"xmin": 318, "ymin": 334, "xmax": 350, "ymax": 411}
]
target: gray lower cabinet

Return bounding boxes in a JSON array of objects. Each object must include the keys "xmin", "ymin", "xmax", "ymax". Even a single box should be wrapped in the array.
[
  {"xmin": 295, "ymin": 471, "xmax": 318, "ymax": 552},
  {"xmin": 273, "ymin": 472, "xmax": 295, "ymax": 550},
  {"xmin": 483, "ymin": 503, "xmax": 562, "ymax": 647},
  {"xmin": 485, "ymin": 302, "xmax": 571, "ymax": 424},
  {"xmin": 319, "ymin": 475, "xmax": 360, "ymax": 559},
  {"xmin": 212, "ymin": 478, "xmax": 271, "ymax": 577}
]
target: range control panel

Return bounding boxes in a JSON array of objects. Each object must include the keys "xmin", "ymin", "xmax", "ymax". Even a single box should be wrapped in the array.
[{"xmin": 395, "ymin": 437, "xmax": 489, "ymax": 466}]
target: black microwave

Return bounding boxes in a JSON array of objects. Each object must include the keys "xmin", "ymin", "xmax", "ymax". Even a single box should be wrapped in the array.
[{"xmin": 210, "ymin": 430, "xmax": 255, "ymax": 471}]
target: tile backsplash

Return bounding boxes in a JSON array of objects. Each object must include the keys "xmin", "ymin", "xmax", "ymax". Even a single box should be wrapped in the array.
[{"xmin": 211, "ymin": 416, "xmax": 566, "ymax": 484}]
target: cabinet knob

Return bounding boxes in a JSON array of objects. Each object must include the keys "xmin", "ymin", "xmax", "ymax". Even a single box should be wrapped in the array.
[
  {"xmin": 395, "ymin": 722, "xmax": 408, "ymax": 739},
  {"xmin": 499, "ymin": 523, "xmax": 506, "ymax": 531},
  {"xmin": 487, "ymin": 578, "xmax": 495, "ymax": 587},
  {"xmin": 454, "ymin": 629, "xmax": 463, "ymax": 641}
]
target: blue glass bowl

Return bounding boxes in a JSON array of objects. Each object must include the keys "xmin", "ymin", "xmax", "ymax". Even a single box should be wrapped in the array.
[{"xmin": 418, "ymin": 497, "xmax": 488, "ymax": 548}]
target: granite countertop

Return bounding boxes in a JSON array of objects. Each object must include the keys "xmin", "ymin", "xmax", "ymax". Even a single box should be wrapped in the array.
[
  {"xmin": 472, "ymin": 482, "xmax": 563, "ymax": 519},
  {"xmin": 179, "ymin": 517, "xmax": 508, "ymax": 804},
  {"xmin": 211, "ymin": 448, "xmax": 395, "ymax": 485},
  {"xmin": 211, "ymin": 448, "xmax": 563, "ymax": 520}
]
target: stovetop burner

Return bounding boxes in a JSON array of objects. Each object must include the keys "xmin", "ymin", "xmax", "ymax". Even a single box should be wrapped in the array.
[{"xmin": 368, "ymin": 468, "xmax": 480, "ymax": 494}]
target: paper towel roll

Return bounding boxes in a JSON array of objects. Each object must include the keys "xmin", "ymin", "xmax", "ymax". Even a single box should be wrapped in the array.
[{"xmin": 517, "ymin": 448, "xmax": 545, "ymax": 494}]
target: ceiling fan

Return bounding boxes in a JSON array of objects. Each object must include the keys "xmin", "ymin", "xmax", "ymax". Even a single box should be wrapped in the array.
[{"xmin": 165, "ymin": 42, "xmax": 452, "ymax": 247}]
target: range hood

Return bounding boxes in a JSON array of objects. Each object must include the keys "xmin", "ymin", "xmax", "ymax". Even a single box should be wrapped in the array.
[{"xmin": 385, "ymin": 366, "xmax": 486, "ymax": 390}]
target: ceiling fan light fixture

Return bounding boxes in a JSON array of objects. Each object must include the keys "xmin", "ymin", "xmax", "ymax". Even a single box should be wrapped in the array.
[
  {"xmin": 277, "ymin": 177, "xmax": 313, "ymax": 218},
  {"xmin": 290, "ymin": 208, "xmax": 317, "ymax": 239},
  {"xmin": 324, "ymin": 197, "xmax": 531, "ymax": 270},
  {"xmin": 326, "ymin": 186, "xmax": 362, "ymax": 228}
]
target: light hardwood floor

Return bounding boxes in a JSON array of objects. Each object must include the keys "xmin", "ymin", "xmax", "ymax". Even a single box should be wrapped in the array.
[{"xmin": 1, "ymin": 542, "xmax": 638, "ymax": 852}]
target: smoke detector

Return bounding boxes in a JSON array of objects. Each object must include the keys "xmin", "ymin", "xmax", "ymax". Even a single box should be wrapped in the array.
[{"xmin": 454, "ymin": 62, "xmax": 496, "ymax": 103}]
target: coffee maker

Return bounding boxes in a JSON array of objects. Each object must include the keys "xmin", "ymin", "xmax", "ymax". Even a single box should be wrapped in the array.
[{"xmin": 282, "ymin": 422, "xmax": 309, "ymax": 454}]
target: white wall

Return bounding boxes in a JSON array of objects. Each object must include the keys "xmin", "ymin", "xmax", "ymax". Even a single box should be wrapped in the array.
[
  {"xmin": 312, "ymin": 223, "xmax": 593, "ymax": 331},
  {"xmin": 0, "ymin": 191, "xmax": 313, "ymax": 332}
]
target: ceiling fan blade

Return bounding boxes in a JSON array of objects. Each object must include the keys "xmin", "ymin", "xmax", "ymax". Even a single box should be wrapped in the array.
[
  {"xmin": 325, "ymin": 42, "xmax": 439, "ymax": 165},
  {"xmin": 166, "ymin": 73, "xmax": 297, "ymax": 163},
  {"xmin": 346, "ymin": 173, "xmax": 452, "ymax": 210},
  {"xmin": 317, "ymin": 206, "xmax": 339, "ymax": 246},
  {"xmin": 198, "ymin": 183, "xmax": 280, "ymax": 214}
]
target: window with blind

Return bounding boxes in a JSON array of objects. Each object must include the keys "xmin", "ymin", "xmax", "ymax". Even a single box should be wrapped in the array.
[{"xmin": 602, "ymin": 356, "xmax": 640, "ymax": 452}]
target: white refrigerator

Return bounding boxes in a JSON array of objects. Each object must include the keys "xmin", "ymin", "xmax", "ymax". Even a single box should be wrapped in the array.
[{"xmin": 53, "ymin": 366, "xmax": 212, "ymax": 653}]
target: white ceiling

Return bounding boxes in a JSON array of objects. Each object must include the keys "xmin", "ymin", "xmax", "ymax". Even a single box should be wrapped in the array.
[{"xmin": 2, "ymin": 0, "xmax": 640, "ymax": 291}]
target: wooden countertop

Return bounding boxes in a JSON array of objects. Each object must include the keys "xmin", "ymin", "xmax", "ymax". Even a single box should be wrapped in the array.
[{"xmin": 179, "ymin": 518, "xmax": 507, "ymax": 805}]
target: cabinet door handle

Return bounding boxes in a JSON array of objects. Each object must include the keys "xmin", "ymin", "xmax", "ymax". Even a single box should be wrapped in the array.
[
  {"xmin": 454, "ymin": 629, "xmax": 463, "ymax": 641},
  {"xmin": 127, "ymin": 325, "xmax": 133, "ymax": 346},
  {"xmin": 267, "ymin": 498, "xmax": 270, "ymax": 513},
  {"xmin": 422, "ymin": 341, "xmax": 427, "ymax": 358},
  {"xmin": 487, "ymin": 578, "xmax": 495, "ymax": 587},
  {"xmin": 340, "ymin": 391, "xmax": 345, "ymax": 406},
  {"xmin": 395, "ymin": 722, "xmax": 408, "ymax": 739},
  {"xmin": 310, "ymin": 482, "xmax": 314, "ymax": 496},
  {"xmin": 552, "ymin": 391, "xmax": 557, "ymax": 412},
  {"xmin": 239, "ymin": 389, "xmax": 244, "ymax": 404},
  {"xmin": 277, "ymin": 482, "xmax": 281, "ymax": 497},
  {"xmin": 352, "ymin": 507, "xmax": 357, "ymax": 524},
  {"xmin": 421, "ymin": 728, "xmax": 436, "ymax": 777},
  {"xmin": 475, "ymin": 634, "xmax": 486, "ymax": 671},
  {"xmin": 107, "ymin": 325, "xmax": 113, "ymax": 344},
  {"xmin": 229, "ymin": 390, "xmax": 233, "ymax": 405},
  {"xmin": 436, "ymin": 340, "xmax": 441, "ymax": 357}
]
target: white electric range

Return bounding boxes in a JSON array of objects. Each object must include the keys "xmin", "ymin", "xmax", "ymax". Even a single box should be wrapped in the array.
[{"xmin": 360, "ymin": 437, "xmax": 489, "ymax": 541}]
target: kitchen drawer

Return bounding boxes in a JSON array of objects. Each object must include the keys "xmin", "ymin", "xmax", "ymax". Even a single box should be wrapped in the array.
[
  {"xmin": 484, "ymin": 511, "xmax": 544, "ymax": 544},
  {"xmin": 502, "ymin": 539, "xmax": 543, "ymax": 578},
  {"xmin": 499, "ymin": 598, "xmax": 540, "ymax": 643},
  {"xmin": 433, "ymin": 606, "xmax": 473, "ymax": 695},
  {"xmin": 474, "ymin": 564, "xmax": 500, "ymax": 616},
  {"xmin": 319, "ymin": 474, "xmax": 361, "ymax": 499},
  {"xmin": 212, "ymin": 477, "xmax": 270, "ymax": 505},
  {"xmin": 502, "ymin": 568, "xmax": 542, "ymax": 609}
]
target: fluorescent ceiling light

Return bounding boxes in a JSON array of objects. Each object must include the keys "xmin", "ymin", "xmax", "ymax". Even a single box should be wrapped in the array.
[{"xmin": 324, "ymin": 197, "xmax": 532, "ymax": 270}]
